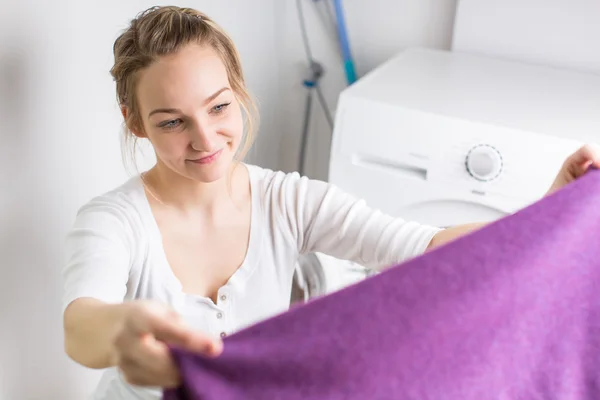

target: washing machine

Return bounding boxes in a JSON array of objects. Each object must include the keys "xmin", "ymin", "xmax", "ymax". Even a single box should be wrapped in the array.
[{"xmin": 291, "ymin": 45, "xmax": 600, "ymax": 302}]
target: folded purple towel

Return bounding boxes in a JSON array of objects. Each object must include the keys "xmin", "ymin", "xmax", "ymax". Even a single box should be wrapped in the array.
[{"xmin": 164, "ymin": 170, "xmax": 600, "ymax": 400}]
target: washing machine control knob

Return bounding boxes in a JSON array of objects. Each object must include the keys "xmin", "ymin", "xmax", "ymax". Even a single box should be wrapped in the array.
[{"xmin": 465, "ymin": 145, "xmax": 503, "ymax": 181}]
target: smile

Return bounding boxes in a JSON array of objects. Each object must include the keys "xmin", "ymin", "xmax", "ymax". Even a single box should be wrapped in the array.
[{"xmin": 187, "ymin": 149, "xmax": 223, "ymax": 165}]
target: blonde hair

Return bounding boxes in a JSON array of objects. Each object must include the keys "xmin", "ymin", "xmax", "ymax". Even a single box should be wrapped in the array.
[{"xmin": 109, "ymin": 6, "xmax": 258, "ymax": 172}]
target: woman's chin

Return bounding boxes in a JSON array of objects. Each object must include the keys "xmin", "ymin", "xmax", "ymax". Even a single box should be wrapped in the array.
[{"xmin": 185, "ymin": 159, "xmax": 231, "ymax": 183}]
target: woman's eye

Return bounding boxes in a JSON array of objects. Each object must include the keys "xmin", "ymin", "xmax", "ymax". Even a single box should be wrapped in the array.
[
  {"xmin": 159, "ymin": 119, "xmax": 182, "ymax": 130},
  {"xmin": 212, "ymin": 102, "xmax": 231, "ymax": 114}
]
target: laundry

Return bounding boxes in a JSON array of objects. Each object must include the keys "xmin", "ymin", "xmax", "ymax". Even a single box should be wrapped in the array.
[{"xmin": 163, "ymin": 169, "xmax": 600, "ymax": 400}]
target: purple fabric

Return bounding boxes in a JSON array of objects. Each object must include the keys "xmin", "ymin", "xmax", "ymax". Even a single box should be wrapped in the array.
[{"xmin": 164, "ymin": 170, "xmax": 600, "ymax": 400}]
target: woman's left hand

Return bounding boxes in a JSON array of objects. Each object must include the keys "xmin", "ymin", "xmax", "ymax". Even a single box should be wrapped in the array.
[{"xmin": 547, "ymin": 144, "xmax": 600, "ymax": 195}]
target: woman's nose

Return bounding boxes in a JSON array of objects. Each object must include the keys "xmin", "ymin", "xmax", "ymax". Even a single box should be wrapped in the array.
[{"xmin": 189, "ymin": 123, "xmax": 216, "ymax": 152}]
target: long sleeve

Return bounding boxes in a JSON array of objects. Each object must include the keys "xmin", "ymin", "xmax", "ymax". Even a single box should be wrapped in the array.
[{"xmin": 274, "ymin": 172, "xmax": 441, "ymax": 270}]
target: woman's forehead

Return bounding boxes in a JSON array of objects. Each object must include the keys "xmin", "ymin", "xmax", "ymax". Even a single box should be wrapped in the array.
[{"xmin": 137, "ymin": 44, "xmax": 231, "ymax": 111}]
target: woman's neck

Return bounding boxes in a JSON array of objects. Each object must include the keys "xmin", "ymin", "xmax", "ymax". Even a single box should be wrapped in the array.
[{"xmin": 142, "ymin": 162, "xmax": 242, "ymax": 213}]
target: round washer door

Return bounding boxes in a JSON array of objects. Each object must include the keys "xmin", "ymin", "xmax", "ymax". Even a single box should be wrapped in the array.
[{"xmin": 290, "ymin": 253, "xmax": 328, "ymax": 304}]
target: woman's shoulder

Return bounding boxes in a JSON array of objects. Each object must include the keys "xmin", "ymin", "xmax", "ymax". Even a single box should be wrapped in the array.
[
  {"xmin": 244, "ymin": 163, "xmax": 335, "ymax": 216},
  {"xmin": 72, "ymin": 175, "xmax": 148, "ymax": 232},
  {"xmin": 244, "ymin": 163, "xmax": 291, "ymax": 182},
  {"xmin": 245, "ymin": 164, "xmax": 328, "ymax": 194}
]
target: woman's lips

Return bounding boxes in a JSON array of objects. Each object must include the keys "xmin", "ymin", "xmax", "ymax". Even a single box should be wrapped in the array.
[{"xmin": 188, "ymin": 149, "xmax": 223, "ymax": 165}]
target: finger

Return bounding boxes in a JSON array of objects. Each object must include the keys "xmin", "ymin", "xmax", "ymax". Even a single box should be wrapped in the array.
[
  {"xmin": 120, "ymin": 336, "xmax": 182, "ymax": 387},
  {"xmin": 590, "ymin": 144, "xmax": 600, "ymax": 168},
  {"xmin": 150, "ymin": 317, "xmax": 223, "ymax": 356},
  {"xmin": 113, "ymin": 322, "xmax": 141, "ymax": 362},
  {"xmin": 127, "ymin": 302, "xmax": 223, "ymax": 356},
  {"xmin": 119, "ymin": 355, "xmax": 156, "ymax": 387},
  {"xmin": 119, "ymin": 353, "xmax": 180, "ymax": 388},
  {"xmin": 569, "ymin": 144, "xmax": 600, "ymax": 169},
  {"xmin": 124, "ymin": 332, "xmax": 175, "ymax": 372}
]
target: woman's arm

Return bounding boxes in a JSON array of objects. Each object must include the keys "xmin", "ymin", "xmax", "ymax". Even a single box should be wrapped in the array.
[
  {"xmin": 426, "ymin": 223, "xmax": 485, "ymax": 251},
  {"xmin": 64, "ymin": 299, "xmax": 131, "ymax": 369},
  {"xmin": 64, "ymin": 297, "xmax": 222, "ymax": 388},
  {"xmin": 278, "ymin": 145, "xmax": 600, "ymax": 270},
  {"xmin": 61, "ymin": 200, "xmax": 133, "ymax": 367},
  {"xmin": 62, "ymin": 200, "xmax": 221, "ymax": 386},
  {"xmin": 277, "ymin": 174, "xmax": 441, "ymax": 269}
]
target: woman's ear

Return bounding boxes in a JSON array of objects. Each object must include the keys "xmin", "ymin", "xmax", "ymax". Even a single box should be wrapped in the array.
[{"xmin": 121, "ymin": 106, "xmax": 146, "ymax": 138}]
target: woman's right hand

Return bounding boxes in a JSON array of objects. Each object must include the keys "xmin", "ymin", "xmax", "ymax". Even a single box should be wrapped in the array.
[{"xmin": 112, "ymin": 300, "xmax": 223, "ymax": 388}]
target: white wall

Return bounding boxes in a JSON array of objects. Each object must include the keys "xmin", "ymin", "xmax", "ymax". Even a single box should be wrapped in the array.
[
  {"xmin": 276, "ymin": 0, "xmax": 459, "ymax": 180},
  {"xmin": 0, "ymin": 1, "xmax": 458, "ymax": 398},
  {"xmin": 453, "ymin": 0, "xmax": 600, "ymax": 74}
]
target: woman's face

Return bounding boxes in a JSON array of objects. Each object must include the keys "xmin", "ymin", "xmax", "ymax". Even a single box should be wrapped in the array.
[{"xmin": 134, "ymin": 43, "xmax": 244, "ymax": 183}]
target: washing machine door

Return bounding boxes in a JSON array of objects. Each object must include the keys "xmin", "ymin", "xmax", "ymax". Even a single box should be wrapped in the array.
[
  {"xmin": 290, "ymin": 253, "xmax": 373, "ymax": 304},
  {"xmin": 290, "ymin": 253, "xmax": 328, "ymax": 304}
]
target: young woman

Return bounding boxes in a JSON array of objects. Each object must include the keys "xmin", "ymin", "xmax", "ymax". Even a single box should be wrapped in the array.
[{"xmin": 61, "ymin": 6, "xmax": 600, "ymax": 400}]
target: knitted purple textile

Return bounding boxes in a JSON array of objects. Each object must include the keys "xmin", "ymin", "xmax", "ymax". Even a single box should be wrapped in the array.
[{"xmin": 164, "ymin": 170, "xmax": 600, "ymax": 400}]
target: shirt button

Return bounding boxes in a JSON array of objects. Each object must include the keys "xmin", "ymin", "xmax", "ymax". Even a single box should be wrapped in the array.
[
  {"xmin": 220, "ymin": 332, "xmax": 227, "ymax": 338},
  {"xmin": 216, "ymin": 312, "xmax": 223, "ymax": 319},
  {"xmin": 220, "ymin": 294, "xmax": 227, "ymax": 301}
]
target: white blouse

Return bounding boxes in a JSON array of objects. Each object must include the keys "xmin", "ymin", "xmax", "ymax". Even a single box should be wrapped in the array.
[{"xmin": 62, "ymin": 164, "xmax": 441, "ymax": 400}]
